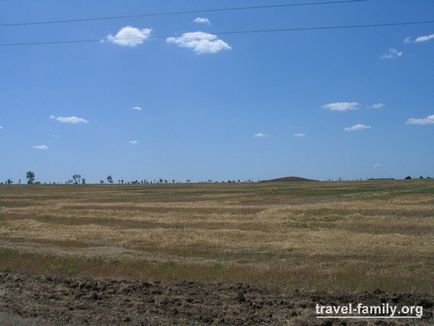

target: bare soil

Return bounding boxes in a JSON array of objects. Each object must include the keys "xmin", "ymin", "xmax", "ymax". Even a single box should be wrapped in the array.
[{"xmin": 0, "ymin": 272, "xmax": 432, "ymax": 325}]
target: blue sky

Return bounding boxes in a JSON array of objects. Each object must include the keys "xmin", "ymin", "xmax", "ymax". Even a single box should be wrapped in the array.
[{"xmin": 0, "ymin": 0, "xmax": 433, "ymax": 183}]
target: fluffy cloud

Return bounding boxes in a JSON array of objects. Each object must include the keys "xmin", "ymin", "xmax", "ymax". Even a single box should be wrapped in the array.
[
  {"xmin": 415, "ymin": 33, "xmax": 434, "ymax": 43},
  {"xmin": 50, "ymin": 115, "xmax": 89, "ymax": 124},
  {"xmin": 129, "ymin": 140, "xmax": 139, "ymax": 145},
  {"xmin": 107, "ymin": 26, "xmax": 152, "ymax": 47},
  {"xmin": 293, "ymin": 133, "xmax": 306, "ymax": 137},
  {"xmin": 344, "ymin": 124, "xmax": 371, "ymax": 132},
  {"xmin": 132, "ymin": 106, "xmax": 143, "ymax": 111},
  {"xmin": 371, "ymin": 103, "xmax": 385, "ymax": 109},
  {"xmin": 322, "ymin": 102, "xmax": 359, "ymax": 112},
  {"xmin": 194, "ymin": 17, "xmax": 210, "ymax": 25},
  {"xmin": 403, "ymin": 37, "xmax": 413, "ymax": 44},
  {"xmin": 253, "ymin": 133, "xmax": 267, "ymax": 138},
  {"xmin": 166, "ymin": 32, "xmax": 231, "ymax": 55},
  {"xmin": 373, "ymin": 163, "xmax": 383, "ymax": 168},
  {"xmin": 33, "ymin": 145, "xmax": 48, "ymax": 150},
  {"xmin": 381, "ymin": 48, "xmax": 402, "ymax": 59},
  {"xmin": 406, "ymin": 115, "xmax": 434, "ymax": 126}
]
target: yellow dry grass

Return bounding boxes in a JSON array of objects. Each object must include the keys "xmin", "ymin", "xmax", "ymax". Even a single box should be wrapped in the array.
[{"xmin": 0, "ymin": 180, "xmax": 433, "ymax": 292}]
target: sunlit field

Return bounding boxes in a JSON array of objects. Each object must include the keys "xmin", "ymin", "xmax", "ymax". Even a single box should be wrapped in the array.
[{"xmin": 1, "ymin": 180, "xmax": 433, "ymax": 293}]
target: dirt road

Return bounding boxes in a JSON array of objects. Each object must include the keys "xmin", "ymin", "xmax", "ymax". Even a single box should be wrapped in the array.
[{"xmin": 0, "ymin": 272, "xmax": 432, "ymax": 325}]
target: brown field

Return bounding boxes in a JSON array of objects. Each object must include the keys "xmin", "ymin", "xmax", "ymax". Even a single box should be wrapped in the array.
[{"xmin": 0, "ymin": 180, "xmax": 433, "ymax": 324}]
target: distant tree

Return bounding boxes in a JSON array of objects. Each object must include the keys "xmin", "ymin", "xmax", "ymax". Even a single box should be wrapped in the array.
[
  {"xmin": 72, "ymin": 174, "xmax": 81, "ymax": 184},
  {"xmin": 5, "ymin": 179, "xmax": 13, "ymax": 184},
  {"xmin": 26, "ymin": 171, "xmax": 35, "ymax": 184},
  {"xmin": 107, "ymin": 175, "xmax": 113, "ymax": 184},
  {"xmin": 100, "ymin": 180, "xmax": 105, "ymax": 184},
  {"xmin": 419, "ymin": 176, "xmax": 424, "ymax": 179},
  {"xmin": 82, "ymin": 178, "xmax": 86, "ymax": 185},
  {"xmin": 405, "ymin": 176, "xmax": 412, "ymax": 180}
]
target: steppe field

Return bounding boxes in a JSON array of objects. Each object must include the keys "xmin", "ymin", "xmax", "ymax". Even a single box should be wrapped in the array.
[{"xmin": 0, "ymin": 180, "xmax": 433, "ymax": 324}]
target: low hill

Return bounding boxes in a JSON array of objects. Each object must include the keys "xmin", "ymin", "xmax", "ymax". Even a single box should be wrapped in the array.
[{"xmin": 261, "ymin": 176, "xmax": 317, "ymax": 182}]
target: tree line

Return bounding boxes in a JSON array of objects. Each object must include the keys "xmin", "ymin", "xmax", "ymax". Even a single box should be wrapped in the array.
[
  {"xmin": 0, "ymin": 171, "xmax": 257, "ymax": 185},
  {"xmin": 1, "ymin": 171, "xmax": 432, "ymax": 185}
]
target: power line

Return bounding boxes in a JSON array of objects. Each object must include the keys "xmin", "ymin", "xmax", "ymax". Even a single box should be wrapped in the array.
[
  {"xmin": 1, "ymin": 19, "xmax": 433, "ymax": 47},
  {"xmin": 215, "ymin": 19, "xmax": 434, "ymax": 35},
  {"xmin": 0, "ymin": 0, "xmax": 366, "ymax": 28},
  {"xmin": 0, "ymin": 39, "xmax": 99, "ymax": 47}
]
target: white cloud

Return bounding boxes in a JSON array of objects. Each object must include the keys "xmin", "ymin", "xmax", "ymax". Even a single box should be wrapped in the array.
[
  {"xmin": 194, "ymin": 17, "xmax": 210, "ymax": 25},
  {"xmin": 373, "ymin": 163, "xmax": 383, "ymax": 168},
  {"xmin": 166, "ymin": 32, "xmax": 231, "ymax": 55},
  {"xmin": 403, "ymin": 37, "xmax": 413, "ymax": 44},
  {"xmin": 322, "ymin": 102, "xmax": 359, "ymax": 112},
  {"xmin": 406, "ymin": 114, "xmax": 434, "ymax": 126},
  {"xmin": 381, "ymin": 48, "xmax": 402, "ymax": 59},
  {"xmin": 415, "ymin": 33, "xmax": 434, "ymax": 43},
  {"xmin": 371, "ymin": 103, "xmax": 385, "ymax": 109},
  {"xmin": 344, "ymin": 124, "xmax": 371, "ymax": 132},
  {"xmin": 293, "ymin": 133, "xmax": 306, "ymax": 137},
  {"xmin": 33, "ymin": 145, "xmax": 48, "ymax": 150},
  {"xmin": 106, "ymin": 26, "xmax": 152, "ymax": 47},
  {"xmin": 132, "ymin": 106, "xmax": 143, "ymax": 111},
  {"xmin": 50, "ymin": 115, "xmax": 89, "ymax": 124},
  {"xmin": 129, "ymin": 140, "xmax": 139, "ymax": 145},
  {"xmin": 253, "ymin": 133, "xmax": 267, "ymax": 138}
]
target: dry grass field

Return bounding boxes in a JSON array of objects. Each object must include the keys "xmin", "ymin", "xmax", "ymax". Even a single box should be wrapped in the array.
[{"xmin": 0, "ymin": 180, "xmax": 433, "ymax": 293}]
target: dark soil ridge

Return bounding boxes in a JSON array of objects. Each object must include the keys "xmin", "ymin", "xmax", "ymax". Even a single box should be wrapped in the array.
[{"xmin": 0, "ymin": 272, "xmax": 432, "ymax": 325}]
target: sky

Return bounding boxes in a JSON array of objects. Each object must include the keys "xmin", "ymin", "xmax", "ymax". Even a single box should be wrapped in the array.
[{"xmin": 0, "ymin": 0, "xmax": 433, "ymax": 183}]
